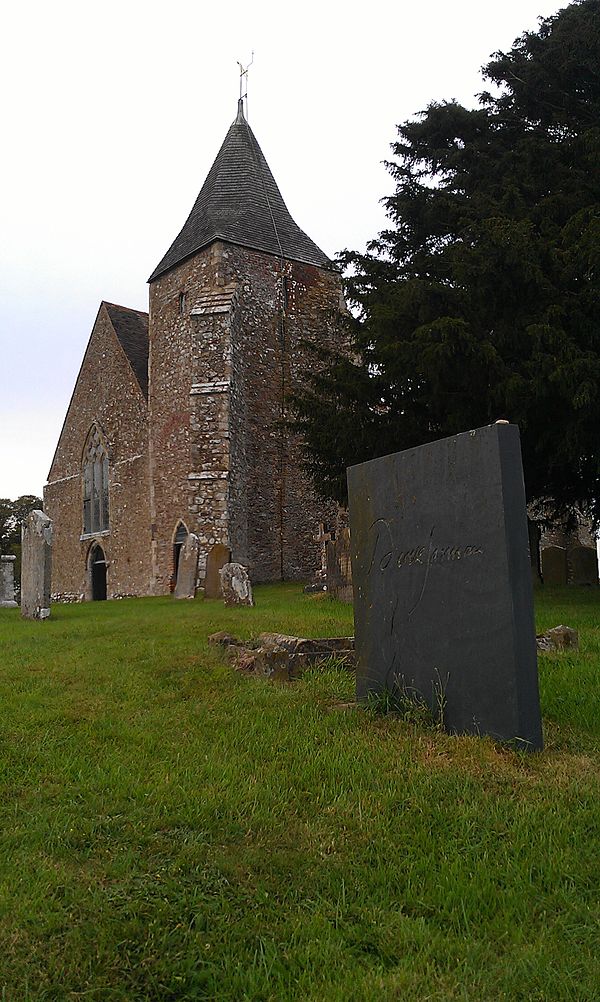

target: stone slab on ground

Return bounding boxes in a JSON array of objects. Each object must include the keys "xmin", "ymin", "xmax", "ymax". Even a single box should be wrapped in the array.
[
  {"xmin": 536, "ymin": 625, "xmax": 579, "ymax": 652},
  {"xmin": 347, "ymin": 422, "xmax": 543, "ymax": 750},
  {"xmin": 174, "ymin": 533, "xmax": 200, "ymax": 599},
  {"xmin": 217, "ymin": 631, "xmax": 355, "ymax": 680},
  {"xmin": 208, "ymin": 631, "xmax": 243, "ymax": 647},
  {"xmin": 21, "ymin": 510, "xmax": 53, "ymax": 620}
]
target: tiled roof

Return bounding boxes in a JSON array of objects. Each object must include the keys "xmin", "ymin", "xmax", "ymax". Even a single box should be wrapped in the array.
[
  {"xmin": 104, "ymin": 302, "xmax": 149, "ymax": 399},
  {"xmin": 148, "ymin": 100, "xmax": 331, "ymax": 283}
]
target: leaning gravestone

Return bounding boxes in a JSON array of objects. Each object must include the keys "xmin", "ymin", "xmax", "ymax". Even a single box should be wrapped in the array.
[
  {"xmin": 21, "ymin": 510, "xmax": 53, "ymax": 620},
  {"xmin": 219, "ymin": 563, "xmax": 254, "ymax": 607},
  {"xmin": 0, "ymin": 555, "xmax": 18, "ymax": 608},
  {"xmin": 174, "ymin": 533, "xmax": 200, "ymax": 599},
  {"xmin": 541, "ymin": 546, "xmax": 568, "ymax": 586},
  {"xmin": 569, "ymin": 545, "xmax": 599, "ymax": 586},
  {"xmin": 348, "ymin": 422, "xmax": 543, "ymax": 749},
  {"xmin": 204, "ymin": 543, "xmax": 231, "ymax": 598}
]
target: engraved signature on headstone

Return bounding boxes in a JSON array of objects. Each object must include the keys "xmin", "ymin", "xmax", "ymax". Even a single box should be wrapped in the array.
[
  {"xmin": 367, "ymin": 519, "xmax": 483, "ymax": 574},
  {"xmin": 366, "ymin": 520, "xmax": 484, "ymax": 617}
]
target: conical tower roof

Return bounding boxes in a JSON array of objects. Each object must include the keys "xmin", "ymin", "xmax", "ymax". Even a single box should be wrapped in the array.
[{"xmin": 149, "ymin": 100, "xmax": 331, "ymax": 282}]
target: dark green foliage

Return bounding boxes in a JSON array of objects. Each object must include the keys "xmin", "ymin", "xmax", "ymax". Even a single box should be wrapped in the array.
[
  {"xmin": 0, "ymin": 495, "xmax": 43, "ymax": 582},
  {"xmin": 293, "ymin": 0, "xmax": 600, "ymax": 515}
]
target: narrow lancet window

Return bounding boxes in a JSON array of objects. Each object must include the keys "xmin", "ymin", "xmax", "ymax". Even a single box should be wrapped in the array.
[{"xmin": 83, "ymin": 426, "xmax": 109, "ymax": 533}]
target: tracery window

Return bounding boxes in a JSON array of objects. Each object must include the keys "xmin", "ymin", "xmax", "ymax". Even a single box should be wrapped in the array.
[{"xmin": 82, "ymin": 426, "xmax": 109, "ymax": 534}]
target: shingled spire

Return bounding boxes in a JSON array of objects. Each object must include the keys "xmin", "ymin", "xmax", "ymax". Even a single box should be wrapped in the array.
[{"xmin": 149, "ymin": 100, "xmax": 331, "ymax": 283}]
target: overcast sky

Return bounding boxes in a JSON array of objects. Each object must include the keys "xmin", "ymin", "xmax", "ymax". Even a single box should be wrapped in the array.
[{"xmin": 1, "ymin": 0, "xmax": 566, "ymax": 500}]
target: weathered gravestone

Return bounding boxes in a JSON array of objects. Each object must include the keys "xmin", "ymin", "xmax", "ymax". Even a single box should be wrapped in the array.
[
  {"xmin": 569, "ymin": 545, "xmax": 599, "ymax": 586},
  {"xmin": 21, "ymin": 510, "xmax": 53, "ymax": 620},
  {"xmin": 541, "ymin": 546, "xmax": 568, "ymax": 586},
  {"xmin": 0, "ymin": 555, "xmax": 18, "ymax": 608},
  {"xmin": 326, "ymin": 527, "xmax": 353, "ymax": 604},
  {"xmin": 348, "ymin": 422, "xmax": 543, "ymax": 749},
  {"xmin": 219, "ymin": 562, "xmax": 254, "ymax": 607},
  {"xmin": 174, "ymin": 533, "xmax": 200, "ymax": 599},
  {"xmin": 204, "ymin": 543, "xmax": 231, "ymax": 598}
]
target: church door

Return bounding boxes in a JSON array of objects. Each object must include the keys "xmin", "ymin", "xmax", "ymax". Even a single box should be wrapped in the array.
[
  {"xmin": 91, "ymin": 544, "xmax": 107, "ymax": 601},
  {"xmin": 172, "ymin": 523, "xmax": 188, "ymax": 592}
]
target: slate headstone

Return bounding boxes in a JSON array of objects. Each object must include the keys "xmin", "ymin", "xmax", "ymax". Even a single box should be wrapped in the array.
[
  {"xmin": 204, "ymin": 543, "xmax": 231, "ymax": 598},
  {"xmin": 347, "ymin": 422, "xmax": 543, "ymax": 750},
  {"xmin": 541, "ymin": 546, "xmax": 567, "ymax": 586},
  {"xmin": 21, "ymin": 510, "xmax": 53, "ymax": 620},
  {"xmin": 219, "ymin": 562, "xmax": 254, "ymax": 606},
  {"xmin": 174, "ymin": 532, "xmax": 200, "ymax": 599},
  {"xmin": 0, "ymin": 555, "xmax": 18, "ymax": 608},
  {"xmin": 569, "ymin": 545, "xmax": 599, "ymax": 586}
]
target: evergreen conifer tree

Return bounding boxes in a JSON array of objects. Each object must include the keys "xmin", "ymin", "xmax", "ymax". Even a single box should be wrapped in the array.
[{"xmin": 294, "ymin": 0, "xmax": 600, "ymax": 518}]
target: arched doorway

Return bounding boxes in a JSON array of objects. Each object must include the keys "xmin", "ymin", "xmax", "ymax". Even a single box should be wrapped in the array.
[
  {"xmin": 90, "ymin": 544, "xmax": 107, "ymax": 601},
  {"xmin": 172, "ymin": 522, "xmax": 188, "ymax": 592}
]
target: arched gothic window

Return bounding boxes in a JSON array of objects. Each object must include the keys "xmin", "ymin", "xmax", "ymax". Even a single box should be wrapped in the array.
[{"xmin": 83, "ymin": 426, "xmax": 109, "ymax": 534}]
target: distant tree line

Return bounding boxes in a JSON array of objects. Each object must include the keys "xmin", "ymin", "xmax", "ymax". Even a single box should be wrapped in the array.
[{"xmin": 0, "ymin": 496, "xmax": 43, "ymax": 583}]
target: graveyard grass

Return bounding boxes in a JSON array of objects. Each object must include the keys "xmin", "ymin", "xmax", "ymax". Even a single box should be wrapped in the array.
[{"xmin": 0, "ymin": 586, "xmax": 599, "ymax": 1001}]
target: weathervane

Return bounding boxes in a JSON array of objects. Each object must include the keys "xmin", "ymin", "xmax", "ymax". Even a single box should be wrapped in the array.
[{"xmin": 237, "ymin": 51, "xmax": 254, "ymax": 119}]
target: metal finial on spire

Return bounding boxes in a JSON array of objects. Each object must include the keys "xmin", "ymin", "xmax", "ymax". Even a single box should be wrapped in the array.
[{"xmin": 237, "ymin": 51, "xmax": 254, "ymax": 120}]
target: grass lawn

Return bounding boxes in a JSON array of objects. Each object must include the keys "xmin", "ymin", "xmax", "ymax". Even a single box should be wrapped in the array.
[{"xmin": 0, "ymin": 584, "xmax": 599, "ymax": 1001}]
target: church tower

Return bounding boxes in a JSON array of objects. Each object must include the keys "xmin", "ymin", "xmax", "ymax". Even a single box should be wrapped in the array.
[{"xmin": 147, "ymin": 100, "xmax": 343, "ymax": 591}]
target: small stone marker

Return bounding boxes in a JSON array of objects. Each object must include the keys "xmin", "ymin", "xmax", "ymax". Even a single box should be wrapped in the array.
[
  {"xmin": 569, "ymin": 545, "xmax": 598, "ymax": 586},
  {"xmin": 0, "ymin": 555, "xmax": 18, "ymax": 608},
  {"xmin": 219, "ymin": 562, "xmax": 254, "ymax": 606},
  {"xmin": 204, "ymin": 543, "xmax": 231, "ymax": 598},
  {"xmin": 174, "ymin": 533, "xmax": 200, "ymax": 599},
  {"xmin": 536, "ymin": 625, "xmax": 579, "ymax": 653},
  {"xmin": 21, "ymin": 510, "xmax": 53, "ymax": 620},
  {"xmin": 347, "ymin": 423, "xmax": 543, "ymax": 750},
  {"xmin": 541, "ymin": 546, "xmax": 568, "ymax": 585}
]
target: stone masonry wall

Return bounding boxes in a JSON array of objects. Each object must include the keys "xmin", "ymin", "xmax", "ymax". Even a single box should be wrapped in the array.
[
  {"xmin": 228, "ymin": 246, "xmax": 344, "ymax": 581},
  {"xmin": 44, "ymin": 305, "xmax": 152, "ymax": 599},
  {"xmin": 149, "ymin": 240, "xmax": 345, "ymax": 588},
  {"xmin": 148, "ymin": 244, "xmax": 231, "ymax": 592}
]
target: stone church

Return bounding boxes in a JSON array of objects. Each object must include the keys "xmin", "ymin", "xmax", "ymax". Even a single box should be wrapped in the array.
[{"xmin": 44, "ymin": 100, "xmax": 344, "ymax": 600}]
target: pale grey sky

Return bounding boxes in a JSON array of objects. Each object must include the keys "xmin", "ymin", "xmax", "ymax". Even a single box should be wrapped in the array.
[{"xmin": 0, "ymin": 0, "xmax": 566, "ymax": 500}]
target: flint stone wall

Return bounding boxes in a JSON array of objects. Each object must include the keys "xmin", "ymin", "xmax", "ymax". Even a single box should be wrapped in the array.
[
  {"xmin": 149, "ymin": 241, "xmax": 344, "ymax": 589},
  {"xmin": 44, "ymin": 304, "xmax": 152, "ymax": 600}
]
